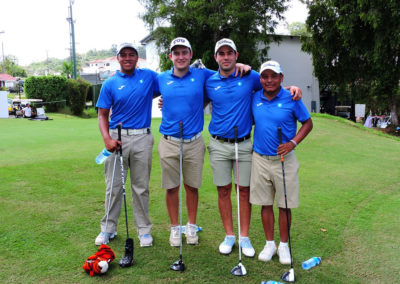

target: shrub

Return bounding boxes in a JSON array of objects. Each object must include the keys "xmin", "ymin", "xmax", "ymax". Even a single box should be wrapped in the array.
[
  {"xmin": 66, "ymin": 78, "xmax": 90, "ymax": 116},
  {"xmin": 25, "ymin": 75, "xmax": 67, "ymax": 112}
]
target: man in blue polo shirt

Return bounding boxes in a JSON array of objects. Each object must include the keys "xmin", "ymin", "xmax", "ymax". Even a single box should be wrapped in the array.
[
  {"xmin": 95, "ymin": 43, "xmax": 157, "ymax": 247},
  {"xmin": 250, "ymin": 60, "xmax": 312, "ymax": 265},
  {"xmin": 205, "ymin": 39, "xmax": 302, "ymax": 258},
  {"xmin": 157, "ymin": 37, "xmax": 250, "ymax": 247}
]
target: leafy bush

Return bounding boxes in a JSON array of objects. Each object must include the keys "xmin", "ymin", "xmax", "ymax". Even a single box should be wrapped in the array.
[
  {"xmin": 25, "ymin": 75, "xmax": 67, "ymax": 112},
  {"xmin": 66, "ymin": 78, "xmax": 90, "ymax": 116}
]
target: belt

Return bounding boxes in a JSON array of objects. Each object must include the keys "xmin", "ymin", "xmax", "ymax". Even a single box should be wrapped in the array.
[
  {"xmin": 164, "ymin": 132, "xmax": 202, "ymax": 143},
  {"xmin": 111, "ymin": 128, "xmax": 150, "ymax": 135},
  {"xmin": 212, "ymin": 134, "xmax": 251, "ymax": 143},
  {"xmin": 256, "ymin": 152, "xmax": 281, "ymax": 160}
]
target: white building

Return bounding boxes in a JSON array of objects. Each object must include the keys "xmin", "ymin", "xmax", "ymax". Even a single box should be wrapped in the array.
[{"xmin": 140, "ymin": 35, "xmax": 320, "ymax": 115}]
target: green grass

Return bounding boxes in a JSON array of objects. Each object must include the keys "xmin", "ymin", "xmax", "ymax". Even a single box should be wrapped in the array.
[{"xmin": 0, "ymin": 114, "xmax": 399, "ymax": 283}]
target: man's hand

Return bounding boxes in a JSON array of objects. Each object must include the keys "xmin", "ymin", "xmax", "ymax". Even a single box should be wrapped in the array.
[
  {"xmin": 158, "ymin": 96, "xmax": 163, "ymax": 110},
  {"xmin": 285, "ymin": 86, "xmax": 302, "ymax": 101},
  {"xmin": 104, "ymin": 137, "xmax": 121, "ymax": 153},
  {"xmin": 234, "ymin": 63, "xmax": 252, "ymax": 77},
  {"xmin": 277, "ymin": 141, "xmax": 296, "ymax": 156}
]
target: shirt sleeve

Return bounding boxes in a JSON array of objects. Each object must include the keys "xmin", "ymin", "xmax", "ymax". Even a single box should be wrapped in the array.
[
  {"xmin": 96, "ymin": 81, "xmax": 112, "ymax": 109},
  {"xmin": 294, "ymin": 99, "xmax": 311, "ymax": 122}
]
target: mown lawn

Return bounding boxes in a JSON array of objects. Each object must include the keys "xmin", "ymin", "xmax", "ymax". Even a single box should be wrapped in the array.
[{"xmin": 0, "ymin": 113, "xmax": 399, "ymax": 283}]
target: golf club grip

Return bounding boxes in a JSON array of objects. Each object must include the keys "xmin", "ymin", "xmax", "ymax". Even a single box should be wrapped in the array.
[
  {"xmin": 117, "ymin": 123, "xmax": 122, "ymax": 155},
  {"xmin": 179, "ymin": 121, "xmax": 183, "ymax": 139},
  {"xmin": 234, "ymin": 126, "xmax": 238, "ymax": 142}
]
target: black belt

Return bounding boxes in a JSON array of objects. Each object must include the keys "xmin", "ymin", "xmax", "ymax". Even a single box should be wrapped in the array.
[{"xmin": 212, "ymin": 134, "xmax": 251, "ymax": 143}]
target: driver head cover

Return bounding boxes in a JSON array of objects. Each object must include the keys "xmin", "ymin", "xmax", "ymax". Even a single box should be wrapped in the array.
[{"xmin": 83, "ymin": 245, "xmax": 116, "ymax": 276}]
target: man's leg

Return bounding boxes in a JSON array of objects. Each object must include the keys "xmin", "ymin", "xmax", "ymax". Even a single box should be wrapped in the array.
[
  {"xmin": 166, "ymin": 186, "xmax": 179, "ymax": 226},
  {"xmin": 185, "ymin": 184, "xmax": 198, "ymax": 225},
  {"xmin": 261, "ymin": 205, "xmax": 275, "ymax": 240},
  {"xmin": 129, "ymin": 134, "xmax": 153, "ymax": 246},
  {"xmin": 278, "ymin": 207, "xmax": 291, "ymax": 243},
  {"xmin": 217, "ymin": 184, "xmax": 234, "ymax": 235},
  {"xmin": 238, "ymin": 185, "xmax": 251, "ymax": 237}
]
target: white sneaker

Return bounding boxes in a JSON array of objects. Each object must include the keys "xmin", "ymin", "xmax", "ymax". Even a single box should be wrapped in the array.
[
  {"xmin": 219, "ymin": 235, "xmax": 235, "ymax": 254},
  {"xmin": 169, "ymin": 226, "xmax": 181, "ymax": 247},
  {"xmin": 185, "ymin": 223, "xmax": 199, "ymax": 245},
  {"xmin": 277, "ymin": 243, "xmax": 291, "ymax": 265},
  {"xmin": 95, "ymin": 231, "xmax": 117, "ymax": 246},
  {"xmin": 258, "ymin": 242, "xmax": 277, "ymax": 262},
  {"xmin": 240, "ymin": 237, "xmax": 255, "ymax": 257},
  {"xmin": 139, "ymin": 234, "xmax": 153, "ymax": 247}
]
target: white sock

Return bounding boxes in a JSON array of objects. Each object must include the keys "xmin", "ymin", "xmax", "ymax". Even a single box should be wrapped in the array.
[
  {"xmin": 280, "ymin": 241, "xmax": 288, "ymax": 247},
  {"xmin": 266, "ymin": 240, "xmax": 275, "ymax": 246},
  {"xmin": 226, "ymin": 235, "xmax": 235, "ymax": 239}
]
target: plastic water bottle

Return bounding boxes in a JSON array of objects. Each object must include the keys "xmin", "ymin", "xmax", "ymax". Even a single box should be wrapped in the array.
[
  {"xmin": 95, "ymin": 148, "xmax": 112, "ymax": 164},
  {"xmin": 302, "ymin": 257, "xmax": 322, "ymax": 270},
  {"xmin": 261, "ymin": 281, "xmax": 284, "ymax": 284}
]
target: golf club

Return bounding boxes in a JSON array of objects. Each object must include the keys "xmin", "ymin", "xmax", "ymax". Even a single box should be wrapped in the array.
[
  {"xmin": 118, "ymin": 124, "xmax": 134, "ymax": 268},
  {"xmin": 170, "ymin": 121, "xmax": 185, "ymax": 272},
  {"xmin": 103, "ymin": 152, "xmax": 118, "ymax": 244},
  {"xmin": 278, "ymin": 127, "xmax": 295, "ymax": 282},
  {"xmin": 230, "ymin": 126, "xmax": 247, "ymax": 276}
]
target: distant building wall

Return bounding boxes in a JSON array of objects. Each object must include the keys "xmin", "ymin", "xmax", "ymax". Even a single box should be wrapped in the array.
[{"xmin": 265, "ymin": 36, "xmax": 320, "ymax": 113}]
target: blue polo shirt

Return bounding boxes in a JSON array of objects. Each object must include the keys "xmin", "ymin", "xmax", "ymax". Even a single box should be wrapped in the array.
[
  {"xmin": 205, "ymin": 70, "xmax": 261, "ymax": 138},
  {"xmin": 96, "ymin": 69, "xmax": 158, "ymax": 129},
  {"xmin": 157, "ymin": 67, "xmax": 215, "ymax": 138},
  {"xmin": 252, "ymin": 87, "xmax": 310, "ymax": 156}
]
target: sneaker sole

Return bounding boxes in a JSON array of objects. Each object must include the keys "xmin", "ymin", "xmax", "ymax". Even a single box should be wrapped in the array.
[{"xmin": 140, "ymin": 243, "xmax": 153, "ymax": 247}]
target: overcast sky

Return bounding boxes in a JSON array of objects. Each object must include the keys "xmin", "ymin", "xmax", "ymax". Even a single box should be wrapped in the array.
[{"xmin": 0, "ymin": 0, "xmax": 307, "ymax": 66}]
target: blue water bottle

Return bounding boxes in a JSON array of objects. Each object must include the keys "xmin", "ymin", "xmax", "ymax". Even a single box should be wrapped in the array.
[
  {"xmin": 261, "ymin": 281, "xmax": 284, "ymax": 284},
  {"xmin": 95, "ymin": 148, "xmax": 112, "ymax": 164},
  {"xmin": 302, "ymin": 257, "xmax": 322, "ymax": 270}
]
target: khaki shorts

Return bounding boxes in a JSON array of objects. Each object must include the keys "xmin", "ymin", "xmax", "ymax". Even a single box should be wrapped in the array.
[
  {"xmin": 250, "ymin": 151, "xmax": 299, "ymax": 208},
  {"xmin": 207, "ymin": 137, "xmax": 252, "ymax": 187},
  {"xmin": 158, "ymin": 135, "xmax": 205, "ymax": 189}
]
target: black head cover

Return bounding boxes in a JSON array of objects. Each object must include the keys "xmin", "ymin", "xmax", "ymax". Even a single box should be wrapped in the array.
[{"xmin": 119, "ymin": 238, "xmax": 134, "ymax": 268}]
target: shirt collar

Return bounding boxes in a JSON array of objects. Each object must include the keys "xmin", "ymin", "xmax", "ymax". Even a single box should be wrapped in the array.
[
  {"xmin": 260, "ymin": 86, "xmax": 284, "ymax": 101},
  {"xmin": 217, "ymin": 68, "xmax": 237, "ymax": 79},
  {"xmin": 117, "ymin": 69, "xmax": 136, "ymax": 77},
  {"xmin": 170, "ymin": 66, "xmax": 192, "ymax": 78}
]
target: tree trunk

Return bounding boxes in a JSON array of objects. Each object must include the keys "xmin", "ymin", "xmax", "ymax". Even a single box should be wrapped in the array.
[{"xmin": 390, "ymin": 93, "xmax": 399, "ymax": 126}]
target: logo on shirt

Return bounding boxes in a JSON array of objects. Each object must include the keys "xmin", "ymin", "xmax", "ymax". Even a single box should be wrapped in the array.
[
  {"xmin": 191, "ymin": 78, "xmax": 195, "ymax": 82},
  {"xmin": 257, "ymin": 102, "xmax": 263, "ymax": 107},
  {"xmin": 118, "ymin": 85, "xmax": 125, "ymax": 90},
  {"xmin": 139, "ymin": 79, "xmax": 144, "ymax": 84},
  {"xmin": 214, "ymin": 86, "xmax": 221, "ymax": 91},
  {"xmin": 167, "ymin": 81, "xmax": 174, "ymax": 85},
  {"xmin": 278, "ymin": 103, "xmax": 282, "ymax": 108},
  {"xmin": 238, "ymin": 82, "xmax": 242, "ymax": 86}
]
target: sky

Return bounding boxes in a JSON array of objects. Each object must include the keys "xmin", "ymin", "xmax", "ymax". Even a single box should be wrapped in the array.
[{"xmin": 0, "ymin": 0, "xmax": 308, "ymax": 66}]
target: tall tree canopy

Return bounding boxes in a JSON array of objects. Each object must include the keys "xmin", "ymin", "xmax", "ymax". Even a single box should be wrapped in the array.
[
  {"xmin": 302, "ymin": 0, "xmax": 400, "ymax": 125},
  {"xmin": 140, "ymin": 0, "xmax": 289, "ymax": 71}
]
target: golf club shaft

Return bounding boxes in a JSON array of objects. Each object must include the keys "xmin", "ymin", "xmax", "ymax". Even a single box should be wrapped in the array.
[
  {"xmin": 118, "ymin": 124, "xmax": 130, "ymax": 239},
  {"xmin": 234, "ymin": 126, "xmax": 242, "ymax": 263},
  {"xmin": 278, "ymin": 127, "xmax": 293, "ymax": 269},
  {"xmin": 179, "ymin": 121, "xmax": 183, "ymax": 261}
]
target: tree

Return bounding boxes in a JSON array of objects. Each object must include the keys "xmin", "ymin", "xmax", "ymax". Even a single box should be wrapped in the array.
[
  {"xmin": 302, "ymin": 0, "xmax": 400, "ymax": 125},
  {"xmin": 61, "ymin": 61, "xmax": 73, "ymax": 78},
  {"xmin": 287, "ymin": 22, "xmax": 310, "ymax": 37},
  {"xmin": 140, "ymin": 0, "xmax": 290, "ymax": 71},
  {"xmin": 0, "ymin": 55, "xmax": 27, "ymax": 77}
]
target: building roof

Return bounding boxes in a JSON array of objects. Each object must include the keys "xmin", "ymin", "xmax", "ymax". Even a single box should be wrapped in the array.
[{"xmin": 0, "ymin": 73, "xmax": 17, "ymax": 81}]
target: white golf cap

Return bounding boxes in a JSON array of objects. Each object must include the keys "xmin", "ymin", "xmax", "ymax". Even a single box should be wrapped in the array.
[
  {"xmin": 215, "ymin": 38, "xmax": 237, "ymax": 54},
  {"xmin": 170, "ymin": 37, "xmax": 192, "ymax": 51},
  {"xmin": 117, "ymin": 43, "xmax": 138, "ymax": 55},
  {"xmin": 259, "ymin": 60, "xmax": 283, "ymax": 75}
]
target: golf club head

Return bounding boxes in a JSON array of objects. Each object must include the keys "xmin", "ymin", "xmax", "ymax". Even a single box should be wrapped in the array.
[
  {"xmin": 119, "ymin": 238, "xmax": 134, "ymax": 268},
  {"xmin": 230, "ymin": 262, "xmax": 247, "ymax": 276},
  {"xmin": 281, "ymin": 268, "xmax": 295, "ymax": 282},
  {"xmin": 170, "ymin": 259, "xmax": 185, "ymax": 272}
]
